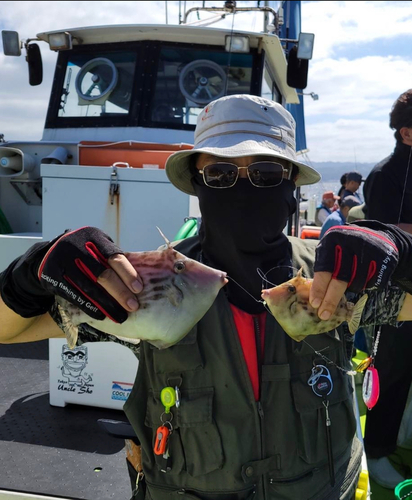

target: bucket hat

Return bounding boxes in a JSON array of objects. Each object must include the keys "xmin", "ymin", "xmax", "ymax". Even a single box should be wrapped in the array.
[
  {"xmin": 165, "ymin": 94, "xmax": 321, "ymax": 196},
  {"xmin": 347, "ymin": 202, "xmax": 366, "ymax": 223}
]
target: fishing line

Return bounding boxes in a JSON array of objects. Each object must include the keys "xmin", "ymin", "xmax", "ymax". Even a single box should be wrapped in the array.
[
  {"xmin": 227, "ymin": 265, "xmax": 297, "ymax": 303},
  {"xmin": 256, "ymin": 265, "xmax": 299, "ymax": 288},
  {"xmin": 226, "ymin": 275, "xmax": 265, "ymax": 305},
  {"xmin": 301, "ymin": 339, "xmax": 357, "ymax": 376}
]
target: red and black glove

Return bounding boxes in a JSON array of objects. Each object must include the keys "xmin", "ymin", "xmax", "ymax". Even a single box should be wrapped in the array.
[
  {"xmin": 314, "ymin": 220, "xmax": 412, "ymax": 293},
  {"xmin": 0, "ymin": 227, "xmax": 128, "ymax": 322}
]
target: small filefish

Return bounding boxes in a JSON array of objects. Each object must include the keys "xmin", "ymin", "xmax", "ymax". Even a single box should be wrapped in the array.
[
  {"xmin": 261, "ymin": 268, "xmax": 368, "ymax": 342},
  {"xmin": 57, "ymin": 229, "xmax": 228, "ymax": 350}
]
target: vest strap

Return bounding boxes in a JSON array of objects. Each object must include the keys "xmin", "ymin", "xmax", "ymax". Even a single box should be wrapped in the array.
[{"xmin": 241, "ymin": 455, "xmax": 281, "ymax": 483}]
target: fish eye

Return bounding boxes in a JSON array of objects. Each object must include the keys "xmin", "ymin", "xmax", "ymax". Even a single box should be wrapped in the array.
[
  {"xmin": 288, "ymin": 285, "xmax": 296, "ymax": 293},
  {"xmin": 174, "ymin": 261, "xmax": 186, "ymax": 273}
]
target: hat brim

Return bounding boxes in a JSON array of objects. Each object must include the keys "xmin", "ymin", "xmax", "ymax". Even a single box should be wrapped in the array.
[{"xmin": 165, "ymin": 135, "xmax": 321, "ymax": 196}]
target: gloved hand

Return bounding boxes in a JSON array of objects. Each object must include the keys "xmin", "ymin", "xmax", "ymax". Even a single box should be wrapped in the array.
[
  {"xmin": 0, "ymin": 227, "xmax": 131, "ymax": 322},
  {"xmin": 314, "ymin": 220, "xmax": 412, "ymax": 293}
]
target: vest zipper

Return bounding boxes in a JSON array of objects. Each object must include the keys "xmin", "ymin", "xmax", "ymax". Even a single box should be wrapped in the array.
[
  {"xmin": 254, "ymin": 317, "xmax": 263, "ymax": 405},
  {"xmin": 254, "ymin": 316, "xmax": 266, "ymax": 499}
]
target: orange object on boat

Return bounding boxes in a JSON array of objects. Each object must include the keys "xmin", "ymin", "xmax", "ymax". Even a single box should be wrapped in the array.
[
  {"xmin": 300, "ymin": 226, "xmax": 321, "ymax": 240},
  {"xmin": 78, "ymin": 141, "xmax": 193, "ymax": 169}
]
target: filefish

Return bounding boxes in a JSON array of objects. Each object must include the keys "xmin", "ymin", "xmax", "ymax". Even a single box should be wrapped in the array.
[
  {"xmin": 261, "ymin": 268, "xmax": 368, "ymax": 342},
  {"xmin": 57, "ymin": 229, "xmax": 228, "ymax": 350}
]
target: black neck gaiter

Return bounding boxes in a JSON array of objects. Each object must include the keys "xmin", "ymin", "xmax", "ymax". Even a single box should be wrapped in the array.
[{"xmin": 193, "ymin": 177, "xmax": 296, "ymax": 313}]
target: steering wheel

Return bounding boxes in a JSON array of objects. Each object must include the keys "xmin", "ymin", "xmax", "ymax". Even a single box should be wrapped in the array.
[
  {"xmin": 178, "ymin": 60, "xmax": 227, "ymax": 106},
  {"xmin": 75, "ymin": 57, "xmax": 118, "ymax": 105}
]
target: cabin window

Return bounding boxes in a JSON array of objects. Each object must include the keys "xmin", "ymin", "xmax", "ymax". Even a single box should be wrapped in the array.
[
  {"xmin": 45, "ymin": 41, "xmax": 262, "ymax": 131},
  {"xmin": 262, "ymin": 64, "xmax": 281, "ymax": 103},
  {"xmin": 57, "ymin": 51, "xmax": 137, "ymax": 118},
  {"xmin": 150, "ymin": 46, "xmax": 254, "ymax": 126}
]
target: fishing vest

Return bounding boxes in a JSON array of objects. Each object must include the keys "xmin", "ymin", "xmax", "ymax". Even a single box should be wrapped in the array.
[
  {"xmin": 124, "ymin": 236, "xmax": 362, "ymax": 500},
  {"xmin": 315, "ymin": 205, "xmax": 332, "ymax": 227}
]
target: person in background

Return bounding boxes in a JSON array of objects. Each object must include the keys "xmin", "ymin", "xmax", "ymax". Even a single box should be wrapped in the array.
[
  {"xmin": 320, "ymin": 195, "xmax": 361, "ymax": 239},
  {"xmin": 341, "ymin": 172, "xmax": 363, "ymax": 203},
  {"xmin": 3, "ymin": 94, "xmax": 412, "ymax": 500},
  {"xmin": 315, "ymin": 190, "xmax": 340, "ymax": 226},
  {"xmin": 337, "ymin": 172, "xmax": 348, "ymax": 199},
  {"xmin": 363, "ymin": 88, "xmax": 412, "ymax": 489}
]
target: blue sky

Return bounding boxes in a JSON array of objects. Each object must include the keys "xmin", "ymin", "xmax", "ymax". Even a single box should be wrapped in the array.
[{"xmin": 1, "ymin": 1, "xmax": 412, "ymax": 164}]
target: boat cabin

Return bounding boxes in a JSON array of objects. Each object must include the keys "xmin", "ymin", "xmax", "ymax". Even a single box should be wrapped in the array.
[{"xmin": 0, "ymin": 2, "xmax": 311, "ymax": 411}]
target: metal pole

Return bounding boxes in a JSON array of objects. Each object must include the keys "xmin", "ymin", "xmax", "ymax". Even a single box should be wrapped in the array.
[{"xmin": 264, "ymin": 0, "xmax": 269, "ymax": 32}]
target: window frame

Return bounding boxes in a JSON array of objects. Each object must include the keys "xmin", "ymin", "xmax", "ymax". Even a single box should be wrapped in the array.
[{"xmin": 45, "ymin": 40, "xmax": 264, "ymax": 131}]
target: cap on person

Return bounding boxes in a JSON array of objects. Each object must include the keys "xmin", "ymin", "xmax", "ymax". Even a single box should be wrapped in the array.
[
  {"xmin": 165, "ymin": 94, "xmax": 321, "ymax": 196},
  {"xmin": 341, "ymin": 195, "xmax": 362, "ymax": 209},
  {"xmin": 322, "ymin": 191, "xmax": 339, "ymax": 202},
  {"xmin": 346, "ymin": 172, "xmax": 363, "ymax": 184},
  {"xmin": 347, "ymin": 202, "xmax": 366, "ymax": 223}
]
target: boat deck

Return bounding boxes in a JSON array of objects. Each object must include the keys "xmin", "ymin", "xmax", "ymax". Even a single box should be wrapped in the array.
[{"xmin": 0, "ymin": 341, "xmax": 132, "ymax": 500}]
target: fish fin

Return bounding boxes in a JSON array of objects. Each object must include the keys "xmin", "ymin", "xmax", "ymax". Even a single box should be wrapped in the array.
[
  {"xmin": 156, "ymin": 227, "xmax": 171, "ymax": 247},
  {"xmin": 57, "ymin": 304, "xmax": 79, "ymax": 349},
  {"xmin": 297, "ymin": 267, "xmax": 304, "ymax": 278},
  {"xmin": 348, "ymin": 294, "xmax": 368, "ymax": 334}
]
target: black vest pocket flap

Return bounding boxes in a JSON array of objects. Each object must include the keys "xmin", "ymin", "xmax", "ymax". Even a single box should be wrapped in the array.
[
  {"xmin": 178, "ymin": 388, "xmax": 224, "ymax": 477},
  {"xmin": 176, "ymin": 387, "xmax": 214, "ymax": 427},
  {"xmin": 150, "ymin": 327, "xmax": 204, "ymax": 374},
  {"xmin": 291, "ymin": 366, "xmax": 353, "ymax": 414}
]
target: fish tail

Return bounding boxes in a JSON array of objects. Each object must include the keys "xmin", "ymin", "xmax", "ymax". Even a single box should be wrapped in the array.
[
  {"xmin": 348, "ymin": 294, "xmax": 368, "ymax": 335},
  {"xmin": 57, "ymin": 303, "xmax": 79, "ymax": 349}
]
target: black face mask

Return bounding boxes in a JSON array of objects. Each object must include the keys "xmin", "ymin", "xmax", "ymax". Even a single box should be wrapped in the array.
[{"xmin": 193, "ymin": 177, "xmax": 296, "ymax": 313}]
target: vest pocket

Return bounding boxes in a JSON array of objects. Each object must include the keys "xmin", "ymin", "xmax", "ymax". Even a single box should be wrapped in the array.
[
  {"xmin": 145, "ymin": 387, "xmax": 224, "ymax": 477},
  {"xmin": 150, "ymin": 328, "xmax": 204, "ymax": 374},
  {"xmin": 291, "ymin": 365, "xmax": 356, "ymax": 465}
]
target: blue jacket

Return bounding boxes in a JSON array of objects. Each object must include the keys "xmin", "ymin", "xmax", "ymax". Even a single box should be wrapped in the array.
[{"xmin": 320, "ymin": 210, "xmax": 346, "ymax": 239}]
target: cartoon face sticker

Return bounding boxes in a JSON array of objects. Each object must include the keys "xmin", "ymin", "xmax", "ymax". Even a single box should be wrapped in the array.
[{"xmin": 61, "ymin": 345, "xmax": 88, "ymax": 374}]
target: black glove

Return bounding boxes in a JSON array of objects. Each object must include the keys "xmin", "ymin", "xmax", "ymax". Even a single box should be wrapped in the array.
[
  {"xmin": 314, "ymin": 220, "xmax": 412, "ymax": 293},
  {"xmin": 0, "ymin": 227, "xmax": 128, "ymax": 322}
]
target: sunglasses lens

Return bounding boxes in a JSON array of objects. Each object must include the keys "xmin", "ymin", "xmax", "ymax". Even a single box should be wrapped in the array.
[
  {"xmin": 248, "ymin": 162, "xmax": 285, "ymax": 187},
  {"xmin": 203, "ymin": 163, "xmax": 238, "ymax": 188}
]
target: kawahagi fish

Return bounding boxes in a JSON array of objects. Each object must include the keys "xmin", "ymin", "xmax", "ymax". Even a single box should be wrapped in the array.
[
  {"xmin": 261, "ymin": 268, "xmax": 368, "ymax": 342},
  {"xmin": 57, "ymin": 229, "xmax": 228, "ymax": 350}
]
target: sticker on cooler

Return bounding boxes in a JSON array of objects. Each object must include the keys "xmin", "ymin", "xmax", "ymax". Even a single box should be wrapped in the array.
[{"xmin": 111, "ymin": 381, "xmax": 133, "ymax": 401}]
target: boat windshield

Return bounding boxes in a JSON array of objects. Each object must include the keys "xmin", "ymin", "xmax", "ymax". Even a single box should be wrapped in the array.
[{"xmin": 47, "ymin": 41, "xmax": 257, "ymax": 131}]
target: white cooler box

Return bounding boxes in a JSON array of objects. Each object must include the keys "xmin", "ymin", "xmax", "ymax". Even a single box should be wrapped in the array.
[
  {"xmin": 42, "ymin": 163, "xmax": 190, "ymax": 409},
  {"xmin": 49, "ymin": 338, "xmax": 138, "ymax": 409}
]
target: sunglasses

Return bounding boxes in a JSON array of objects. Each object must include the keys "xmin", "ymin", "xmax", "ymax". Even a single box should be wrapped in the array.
[{"xmin": 198, "ymin": 161, "xmax": 292, "ymax": 188}]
